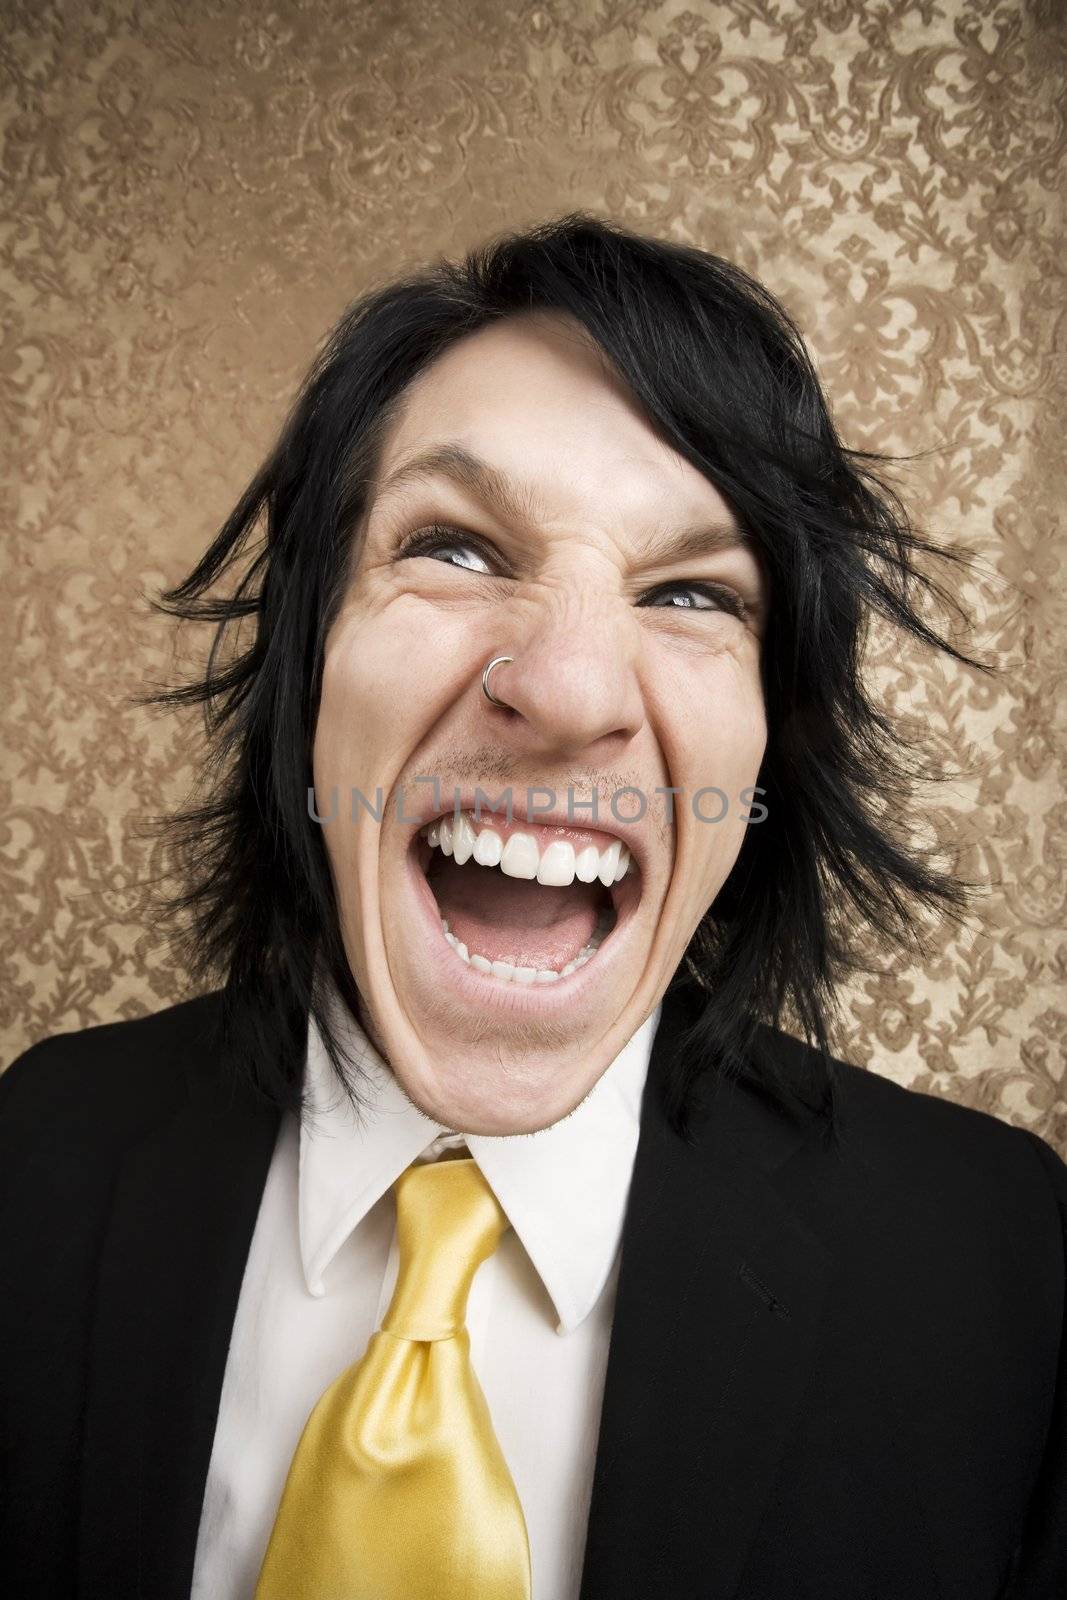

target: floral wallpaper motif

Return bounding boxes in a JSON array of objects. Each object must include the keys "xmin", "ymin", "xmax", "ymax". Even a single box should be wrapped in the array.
[{"xmin": 2, "ymin": 0, "xmax": 1064, "ymax": 1152}]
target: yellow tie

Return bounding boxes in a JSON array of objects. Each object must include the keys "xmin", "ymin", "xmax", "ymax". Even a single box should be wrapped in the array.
[{"xmin": 255, "ymin": 1155, "xmax": 533, "ymax": 1600}]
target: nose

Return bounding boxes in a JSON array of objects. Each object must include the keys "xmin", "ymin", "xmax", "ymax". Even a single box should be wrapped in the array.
[{"xmin": 482, "ymin": 581, "xmax": 644, "ymax": 759}]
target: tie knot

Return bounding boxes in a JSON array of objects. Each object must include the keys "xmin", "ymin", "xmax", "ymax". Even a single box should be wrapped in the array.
[{"xmin": 381, "ymin": 1157, "xmax": 510, "ymax": 1341}]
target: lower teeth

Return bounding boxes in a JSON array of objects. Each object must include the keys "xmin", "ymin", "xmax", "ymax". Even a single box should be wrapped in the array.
[{"xmin": 439, "ymin": 917, "xmax": 606, "ymax": 983}]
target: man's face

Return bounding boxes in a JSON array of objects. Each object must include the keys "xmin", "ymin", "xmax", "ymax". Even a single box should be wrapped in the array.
[{"xmin": 314, "ymin": 313, "xmax": 768, "ymax": 1133}]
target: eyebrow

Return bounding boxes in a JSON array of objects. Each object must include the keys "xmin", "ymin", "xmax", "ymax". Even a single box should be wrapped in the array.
[
  {"xmin": 631, "ymin": 519, "xmax": 755, "ymax": 567},
  {"xmin": 374, "ymin": 441, "xmax": 755, "ymax": 564},
  {"xmin": 374, "ymin": 444, "xmax": 544, "ymax": 532}
]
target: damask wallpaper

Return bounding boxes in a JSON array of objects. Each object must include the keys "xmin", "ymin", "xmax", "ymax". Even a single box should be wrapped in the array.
[{"xmin": 2, "ymin": 0, "xmax": 1064, "ymax": 1152}]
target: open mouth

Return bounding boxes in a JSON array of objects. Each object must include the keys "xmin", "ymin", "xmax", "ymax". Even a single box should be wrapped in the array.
[{"xmin": 412, "ymin": 810, "xmax": 639, "ymax": 985}]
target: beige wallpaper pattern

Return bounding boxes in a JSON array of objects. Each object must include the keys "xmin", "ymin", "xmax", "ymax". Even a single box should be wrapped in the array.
[{"xmin": 2, "ymin": 0, "xmax": 1064, "ymax": 1152}]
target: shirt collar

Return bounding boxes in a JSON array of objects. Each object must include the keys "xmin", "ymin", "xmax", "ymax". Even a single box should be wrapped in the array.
[{"xmin": 298, "ymin": 991, "xmax": 659, "ymax": 1334}]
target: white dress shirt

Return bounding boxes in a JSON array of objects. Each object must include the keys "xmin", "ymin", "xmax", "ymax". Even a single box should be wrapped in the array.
[{"xmin": 190, "ymin": 996, "xmax": 658, "ymax": 1600}]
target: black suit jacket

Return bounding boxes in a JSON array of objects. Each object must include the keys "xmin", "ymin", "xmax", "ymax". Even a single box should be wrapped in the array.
[{"xmin": 1, "ymin": 982, "xmax": 1065, "ymax": 1599}]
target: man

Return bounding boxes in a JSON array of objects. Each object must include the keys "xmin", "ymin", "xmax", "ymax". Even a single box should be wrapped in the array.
[{"xmin": 1, "ymin": 216, "xmax": 1064, "ymax": 1599}]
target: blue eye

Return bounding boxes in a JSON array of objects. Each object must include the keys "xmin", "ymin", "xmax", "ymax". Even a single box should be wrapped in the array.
[
  {"xmin": 432, "ymin": 542, "xmax": 492, "ymax": 573},
  {"xmin": 639, "ymin": 582, "xmax": 745, "ymax": 619},
  {"xmin": 398, "ymin": 526, "xmax": 495, "ymax": 574}
]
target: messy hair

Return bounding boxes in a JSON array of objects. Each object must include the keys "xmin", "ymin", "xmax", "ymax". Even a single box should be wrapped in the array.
[{"xmin": 142, "ymin": 214, "xmax": 977, "ymax": 1139}]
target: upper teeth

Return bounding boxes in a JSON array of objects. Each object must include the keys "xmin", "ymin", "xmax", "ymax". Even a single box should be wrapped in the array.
[{"xmin": 422, "ymin": 813, "xmax": 631, "ymax": 887}]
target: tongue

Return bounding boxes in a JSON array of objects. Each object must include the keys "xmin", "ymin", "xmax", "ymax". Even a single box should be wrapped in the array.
[{"xmin": 427, "ymin": 854, "xmax": 602, "ymax": 969}]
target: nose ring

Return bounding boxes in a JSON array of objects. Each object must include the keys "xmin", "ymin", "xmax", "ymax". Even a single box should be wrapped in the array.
[{"xmin": 482, "ymin": 655, "xmax": 514, "ymax": 708}]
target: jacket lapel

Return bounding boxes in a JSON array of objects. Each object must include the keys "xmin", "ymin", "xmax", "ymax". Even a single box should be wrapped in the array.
[
  {"xmin": 580, "ymin": 988, "xmax": 838, "ymax": 1600},
  {"xmin": 78, "ymin": 999, "xmax": 282, "ymax": 1600},
  {"xmin": 75, "ymin": 982, "xmax": 838, "ymax": 1599}
]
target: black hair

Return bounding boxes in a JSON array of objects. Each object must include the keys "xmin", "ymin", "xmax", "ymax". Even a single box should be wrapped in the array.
[{"xmin": 140, "ymin": 214, "xmax": 981, "ymax": 1141}]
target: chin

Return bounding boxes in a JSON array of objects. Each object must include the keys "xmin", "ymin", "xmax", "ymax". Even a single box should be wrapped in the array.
[
  {"xmin": 351, "ymin": 795, "xmax": 674, "ymax": 1135},
  {"xmin": 387, "ymin": 1045, "xmax": 606, "ymax": 1137}
]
